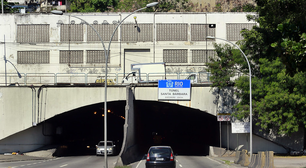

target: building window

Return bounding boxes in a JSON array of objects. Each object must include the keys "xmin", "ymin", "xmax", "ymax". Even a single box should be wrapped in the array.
[
  {"xmin": 86, "ymin": 50, "xmax": 110, "ymax": 63},
  {"xmin": 121, "ymin": 23, "xmax": 153, "ymax": 42},
  {"xmin": 192, "ymin": 50, "xmax": 216, "ymax": 63},
  {"xmin": 157, "ymin": 24, "xmax": 188, "ymax": 41},
  {"xmin": 226, "ymin": 23, "xmax": 256, "ymax": 41},
  {"xmin": 163, "ymin": 49, "xmax": 188, "ymax": 63},
  {"xmin": 17, "ymin": 24, "xmax": 49, "ymax": 43},
  {"xmin": 87, "ymin": 24, "xmax": 118, "ymax": 42},
  {"xmin": 60, "ymin": 24, "xmax": 84, "ymax": 42},
  {"xmin": 191, "ymin": 24, "xmax": 216, "ymax": 41},
  {"xmin": 17, "ymin": 51, "xmax": 50, "ymax": 64},
  {"xmin": 60, "ymin": 50, "xmax": 83, "ymax": 64}
]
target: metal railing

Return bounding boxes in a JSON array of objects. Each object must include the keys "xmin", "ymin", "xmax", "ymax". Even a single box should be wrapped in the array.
[{"xmin": 0, "ymin": 72, "xmax": 212, "ymax": 86}]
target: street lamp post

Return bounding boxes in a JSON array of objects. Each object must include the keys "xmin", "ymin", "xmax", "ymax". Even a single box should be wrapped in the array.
[
  {"xmin": 52, "ymin": 3, "xmax": 158, "ymax": 167},
  {"xmin": 103, "ymin": 3, "xmax": 158, "ymax": 167},
  {"xmin": 3, "ymin": 35, "xmax": 22, "ymax": 86},
  {"xmin": 206, "ymin": 36, "xmax": 252, "ymax": 158}
]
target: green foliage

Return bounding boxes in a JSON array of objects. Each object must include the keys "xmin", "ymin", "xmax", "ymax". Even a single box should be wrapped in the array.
[
  {"xmin": 115, "ymin": 0, "xmax": 191, "ymax": 12},
  {"xmin": 234, "ymin": 58, "xmax": 306, "ymax": 134},
  {"xmin": 207, "ymin": 43, "xmax": 239, "ymax": 90},
  {"xmin": 209, "ymin": 0, "xmax": 306, "ymax": 135},
  {"xmin": 156, "ymin": 0, "xmax": 192, "ymax": 12},
  {"xmin": 214, "ymin": 3, "xmax": 222, "ymax": 12},
  {"xmin": 230, "ymin": 3, "xmax": 256, "ymax": 12},
  {"xmin": 68, "ymin": 0, "xmax": 119, "ymax": 12},
  {"xmin": 0, "ymin": 0, "xmax": 19, "ymax": 13},
  {"xmin": 114, "ymin": 0, "xmax": 153, "ymax": 12}
]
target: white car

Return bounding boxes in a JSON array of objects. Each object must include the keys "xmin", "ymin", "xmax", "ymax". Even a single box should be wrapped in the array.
[{"xmin": 96, "ymin": 141, "xmax": 116, "ymax": 156}]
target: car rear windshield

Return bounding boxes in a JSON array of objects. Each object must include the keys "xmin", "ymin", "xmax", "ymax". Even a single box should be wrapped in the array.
[
  {"xmin": 149, "ymin": 148, "xmax": 171, "ymax": 156},
  {"xmin": 98, "ymin": 142, "xmax": 113, "ymax": 146}
]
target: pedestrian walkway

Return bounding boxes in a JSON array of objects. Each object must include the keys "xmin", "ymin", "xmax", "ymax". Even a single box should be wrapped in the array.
[
  {"xmin": 210, "ymin": 155, "xmax": 306, "ymax": 168},
  {"xmin": 0, "ymin": 148, "xmax": 55, "ymax": 162},
  {"xmin": 0, "ymin": 154, "xmax": 51, "ymax": 162}
]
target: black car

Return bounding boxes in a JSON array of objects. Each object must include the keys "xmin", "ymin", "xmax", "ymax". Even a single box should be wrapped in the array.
[{"xmin": 145, "ymin": 146, "xmax": 176, "ymax": 168}]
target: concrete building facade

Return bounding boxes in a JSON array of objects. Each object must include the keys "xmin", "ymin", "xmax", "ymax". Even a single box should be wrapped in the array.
[{"xmin": 0, "ymin": 12, "xmax": 257, "ymax": 85}]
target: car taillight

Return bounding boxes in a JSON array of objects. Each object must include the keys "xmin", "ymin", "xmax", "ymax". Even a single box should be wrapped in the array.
[
  {"xmin": 170, "ymin": 153, "xmax": 174, "ymax": 161},
  {"xmin": 147, "ymin": 153, "xmax": 150, "ymax": 161}
]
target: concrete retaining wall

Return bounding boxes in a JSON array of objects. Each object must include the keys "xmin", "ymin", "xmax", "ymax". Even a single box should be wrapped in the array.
[{"xmin": 116, "ymin": 86, "xmax": 138, "ymax": 166}]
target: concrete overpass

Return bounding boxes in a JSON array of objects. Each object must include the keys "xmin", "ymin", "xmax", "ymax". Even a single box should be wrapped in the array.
[{"xmin": 0, "ymin": 84, "xmax": 301, "ymax": 165}]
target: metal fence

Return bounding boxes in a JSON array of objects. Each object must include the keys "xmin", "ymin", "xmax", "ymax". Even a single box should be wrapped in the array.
[{"xmin": 0, "ymin": 72, "xmax": 212, "ymax": 86}]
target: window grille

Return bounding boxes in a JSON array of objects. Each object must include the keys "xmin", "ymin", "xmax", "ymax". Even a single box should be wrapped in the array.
[
  {"xmin": 87, "ymin": 24, "xmax": 118, "ymax": 42},
  {"xmin": 163, "ymin": 49, "xmax": 188, "ymax": 63},
  {"xmin": 191, "ymin": 24, "xmax": 216, "ymax": 41},
  {"xmin": 17, "ymin": 24, "xmax": 49, "ymax": 43},
  {"xmin": 226, "ymin": 23, "xmax": 256, "ymax": 41},
  {"xmin": 87, "ymin": 50, "xmax": 110, "ymax": 63},
  {"xmin": 60, "ymin": 24, "xmax": 83, "ymax": 42},
  {"xmin": 121, "ymin": 23, "xmax": 153, "ymax": 42},
  {"xmin": 157, "ymin": 24, "xmax": 188, "ymax": 41},
  {"xmin": 60, "ymin": 50, "xmax": 83, "ymax": 64},
  {"xmin": 191, "ymin": 50, "xmax": 216, "ymax": 63},
  {"xmin": 17, "ymin": 51, "xmax": 50, "ymax": 64}
]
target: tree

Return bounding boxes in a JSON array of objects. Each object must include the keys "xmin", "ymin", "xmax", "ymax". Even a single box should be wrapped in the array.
[
  {"xmin": 115, "ymin": 0, "xmax": 192, "ymax": 12},
  {"xmin": 114, "ymin": 0, "xmax": 155, "ymax": 12},
  {"xmin": 208, "ymin": 0, "xmax": 306, "ymax": 135},
  {"xmin": 69, "ymin": 0, "xmax": 119, "ymax": 12},
  {"xmin": 207, "ymin": 43, "xmax": 240, "ymax": 90},
  {"xmin": 0, "ymin": 0, "xmax": 18, "ymax": 13}
]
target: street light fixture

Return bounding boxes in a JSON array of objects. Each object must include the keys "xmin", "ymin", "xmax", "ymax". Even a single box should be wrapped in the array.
[
  {"xmin": 3, "ymin": 35, "xmax": 22, "ymax": 86},
  {"xmin": 52, "ymin": 3, "xmax": 158, "ymax": 167},
  {"xmin": 206, "ymin": 36, "xmax": 252, "ymax": 158}
]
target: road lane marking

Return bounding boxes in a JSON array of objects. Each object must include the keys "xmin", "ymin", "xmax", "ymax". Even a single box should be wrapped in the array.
[
  {"xmin": 206, "ymin": 157, "xmax": 223, "ymax": 165},
  {"xmin": 60, "ymin": 164, "xmax": 68, "ymax": 167},
  {"xmin": 136, "ymin": 160, "xmax": 143, "ymax": 168}
]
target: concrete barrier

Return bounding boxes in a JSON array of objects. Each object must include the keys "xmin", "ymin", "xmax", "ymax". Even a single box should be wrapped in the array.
[
  {"xmin": 263, "ymin": 151, "xmax": 274, "ymax": 168},
  {"xmin": 209, "ymin": 146, "xmax": 227, "ymax": 157},
  {"xmin": 234, "ymin": 151, "xmax": 241, "ymax": 164},
  {"xmin": 248, "ymin": 151, "xmax": 265, "ymax": 168},
  {"xmin": 236, "ymin": 149, "xmax": 250, "ymax": 167},
  {"xmin": 248, "ymin": 154, "xmax": 258, "ymax": 168}
]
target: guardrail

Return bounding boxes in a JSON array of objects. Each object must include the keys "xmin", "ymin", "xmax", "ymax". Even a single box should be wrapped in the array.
[{"xmin": 0, "ymin": 72, "xmax": 212, "ymax": 86}]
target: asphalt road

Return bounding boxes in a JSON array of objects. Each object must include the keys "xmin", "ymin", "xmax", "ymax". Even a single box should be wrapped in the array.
[
  {"xmin": 130, "ymin": 155, "xmax": 230, "ymax": 168},
  {"xmin": 0, "ymin": 155, "xmax": 118, "ymax": 168}
]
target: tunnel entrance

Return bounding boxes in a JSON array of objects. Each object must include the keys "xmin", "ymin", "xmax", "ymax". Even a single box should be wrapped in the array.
[
  {"xmin": 135, "ymin": 100, "xmax": 219, "ymax": 156},
  {"xmin": 37, "ymin": 100, "xmax": 219, "ymax": 157},
  {"xmin": 43, "ymin": 101, "xmax": 126, "ymax": 156}
]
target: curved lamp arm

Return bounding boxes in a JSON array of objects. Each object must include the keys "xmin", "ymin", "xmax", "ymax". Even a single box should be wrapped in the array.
[{"xmin": 5, "ymin": 59, "xmax": 22, "ymax": 78}]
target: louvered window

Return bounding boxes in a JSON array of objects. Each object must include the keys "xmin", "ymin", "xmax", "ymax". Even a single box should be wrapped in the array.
[
  {"xmin": 60, "ymin": 50, "xmax": 83, "ymax": 64},
  {"xmin": 17, "ymin": 51, "xmax": 50, "ymax": 64},
  {"xmin": 87, "ymin": 50, "xmax": 110, "ymax": 63},
  {"xmin": 226, "ymin": 23, "xmax": 256, "ymax": 41},
  {"xmin": 157, "ymin": 24, "xmax": 188, "ymax": 41},
  {"xmin": 60, "ymin": 24, "xmax": 83, "ymax": 42},
  {"xmin": 17, "ymin": 24, "xmax": 49, "ymax": 43},
  {"xmin": 121, "ymin": 23, "xmax": 153, "ymax": 42},
  {"xmin": 87, "ymin": 24, "xmax": 118, "ymax": 42},
  {"xmin": 192, "ymin": 50, "xmax": 216, "ymax": 63},
  {"xmin": 163, "ymin": 49, "xmax": 188, "ymax": 63},
  {"xmin": 191, "ymin": 24, "xmax": 216, "ymax": 41}
]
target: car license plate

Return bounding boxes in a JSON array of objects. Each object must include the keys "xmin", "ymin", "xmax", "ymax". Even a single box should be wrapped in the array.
[{"xmin": 156, "ymin": 158, "xmax": 164, "ymax": 161}]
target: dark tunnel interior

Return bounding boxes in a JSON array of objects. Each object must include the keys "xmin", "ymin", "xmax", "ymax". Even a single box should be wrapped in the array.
[
  {"xmin": 44, "ymin": 101, "xmax": 126, "ymax": 156},
  {"xmin": 42, "ymin": 100, "xmax": 219, "ymax": 156},
  {"xmin": 135, "ymin": 101, "xmax": 219, "ymax": 156}
]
